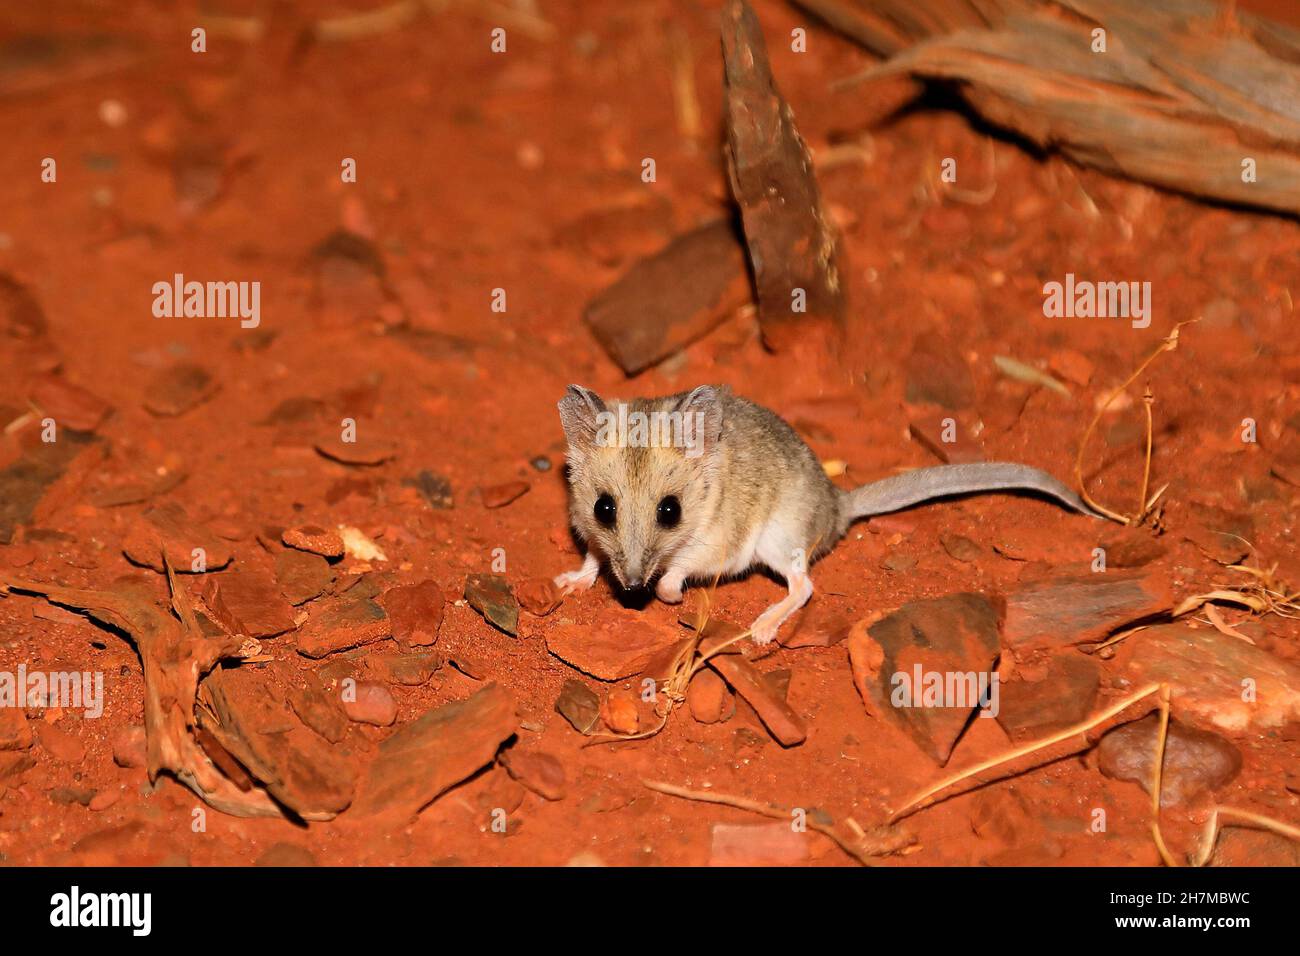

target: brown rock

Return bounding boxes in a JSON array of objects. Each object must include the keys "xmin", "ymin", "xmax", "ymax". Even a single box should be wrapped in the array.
[
  {"xmin": 547, "ymin": 610, "xmax": 681, "ymax": 681},
  {"xmin": 255, "ymin": 842, "xmax": 318, "ymax": 866},
  {"xmin": 516, "ymin": 576, "xmax": 563, "ymax": 616},
  {"xmin": 0, "ymin": 751, "xmax": 35, "ymax": 782},
  {"xmin": 112, "ymin": 725, "xmax": 148, "ymax": 768},
  {"xmin": 282, "ymin": 524, "xmax": 345, "ymax": 559},
  {"xmin": 199, "ymin": 570, "xmax": 296, "ymax": 639},
  {"xmin": 1002, "ymin": 569, "xmax": 1172, "ymax": 658},
  {"xmin": 555, "ymin": 679, "xmax": 601, "ymax": 735},
  {"xmin": 464, "ymin": 573, "xmax": 519, "ymax": 636},
  {"xmin": 481, "ymin": 480, "xmax": 530, "ymax": 508},
  {"xmin": 35, "ymin": 722, "xmax": 84, "ymax": 762},
  {"xmin": 275, "ymin": 549, "xmax": 335, "ymax": 605},
  {"xmin": 1097, "ymin": 714, "xmax": 1242, "ymax": 806},
  {"xmin": 708, "ymin": 655, "xmax": 807, "ymax": 746},
  {"xmin": 122, "ymin": 502, "xmax": 233, "ymax": 573},
  {"xmin": 0, "ymin": 708, "xmax": 32, "ymax": 751},
  {"xmin": 199, "ymin": 665, "xmax": 357, "ymax": 820},
  {"xmin": 687, "ymin": 668, "xmax": 732, "ymax": 724},
  {"xmin": 600, "ymin": 690, "xmax": 640, "ymax": 735},
  {"xmin": 295, "ymin": 592, "xmax": 391, "ymax": 658},
  {"xmin": 352, "ymin": 682, "xmax": 517, "ymax": 818},
  {"xmin": 584, "ymin": 217, "xmax": 753, "ymax": 375},
  {"xmin": 143, "ymin": 362, "xmax": 218, "ymax": 416},
  {"xmin": 1184, "ymin": 502, "xmax": 1253, "ymax": 565},
  {"xmin": 1119, "ymin": 623, "xmax": 1300, "ymax": 735},
  {"xmin": 29, "ymin": 374, "xmax": 111, "ymax": 431},
  {"xmin": 287, "ymin": 673, "xmax": 349, "ymax": 744},
  {"xmin": 996, "ymin": 654, "xmax": 1102, "ymax": 742},
  {"xmin": 88, "ymin": 788, "xmax": 121, "ymax": 812},
  {"xmin": 314, "ymin": 434, "xmax": 397, "ymax": 466},
  {"xmin": 721, "ymin": 0, "xmax": 843, "ymax": 350},
  {"xmin": 866, "ymin": 593, "xmax": 1000, "ymax": 764},
  {"xmin": 343, "ymin": 681, "xmax": 397, "ymax": 726},
  {"xmin": 909, "ymin": 417, "xmax": 984, "ymax": 463},
  {"xmin": 367, "ymin": 650, "xmax": 442, "ymax": 686},
  {"xmin": 499, "ymin": 746, "xmax": 566, "ymax": 800},
  {"xmin": 940, "ymin": 533, "xmax": 983, "ymax": 563},
  {"xmin": 379, "ymin": 580, "xmax": 444, "ymax": 647}
]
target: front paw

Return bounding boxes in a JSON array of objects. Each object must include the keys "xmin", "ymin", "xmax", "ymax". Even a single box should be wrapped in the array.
[
  {"xmin": 750, "ymin": 620, "xmax": 779, "ymax": 646},
  {"xmin": 655, "ymin": 577, "xmax": 684, "ymax": 604},
  {"xmin": 554, "ymin": 568, "xmax": 596, "ymax": 595}
]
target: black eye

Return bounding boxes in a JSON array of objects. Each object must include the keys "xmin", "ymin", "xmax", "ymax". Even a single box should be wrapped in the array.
[
  {"xmin": 594, "ymin": 493, "xmax": 616, "ymax": 527},
  {"xmin": 656, "ymin": 495, "xmax": 681, "ymax": 528}
]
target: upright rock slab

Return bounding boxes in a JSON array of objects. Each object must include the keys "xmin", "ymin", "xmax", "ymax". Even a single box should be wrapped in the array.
[{"xmin": 721, "ymin": 0, "xmax": 844, "ymax": 351}]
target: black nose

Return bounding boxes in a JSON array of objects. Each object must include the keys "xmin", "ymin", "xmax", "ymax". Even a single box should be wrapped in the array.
[{"xmin": 625, "ymin": 575, "xmax": 643, "ymax": 590}]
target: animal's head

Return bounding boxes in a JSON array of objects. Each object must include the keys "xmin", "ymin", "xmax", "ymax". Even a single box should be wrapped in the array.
[{"xmin": 557, "ymin": 384, "xmax": 725, "ymax": 590}]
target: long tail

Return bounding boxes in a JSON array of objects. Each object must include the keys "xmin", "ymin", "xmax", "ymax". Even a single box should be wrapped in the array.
[{"xmin": 841, "ymin": 462, "xmax": 1103, "ymax": 520}]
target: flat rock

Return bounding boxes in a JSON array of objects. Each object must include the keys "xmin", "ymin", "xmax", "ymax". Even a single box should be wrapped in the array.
[
  {"xmin": 287, "ymin": 673, "xmax": 349, "ymax": 743},
  {"xmin": 199, "ymin": 665, "xmax": 356, "ymax": 820},
  {"xmin": 940, "ymin": 533, "xmax": 983, "ymax": 563},
  {"xmin": 1002, "ymin": 569, "xmax": 1172, "ymax": 658},
  {"xmin": 584, "ymin": 217, "xmax": 753, "ymax": 374},
  {"xmin": 1183, "ymin": 502, "xmax": 1253, "ymax": 565},
  {"xmin": 379, "ymin": 580, "xmax": 443, "ymax": 647},
  {"xmin": 314, "ymin": 434, "xmax": 397, "ymax": 466},
  {"xmin": 275, "ymin": 549, "xmax": 335, "ymax": 605},
  {"xmin": 708, "ymin": 655, "xmax": 806, "ymax": 746},
  {"xmin": 29, "ymin": 374, "xmax": 111, "ymax": 432},
  {"xmin": 199, "ymin": 569, "xmax": 296, "ymax": 639},
  {"xmin": 909, "ymin": 417, "xmax": 984, "ymax": 463},
  {"xmin": 367, "ymin": 649, "xmax": 442, "ymax": 686},
  {"xmin": 996, "ymin": 653, "xmax": 1102, "ymax": 742},
  {"xmin": 34, "ymin": 722, "xmax": 84, "ymax": 762},
  {"xmin": 464, "ymin": 573, "xmax": 519, "ymax": 636},
  {"xmin": 481, "ymin": 480, "xmax": 529, "ymax": 508},
  {"xmin": 1097, "ymin": 713, "xmax": 1242, "ymax": 806},
  {"xmin": 499, "ymin": 746, "xmax": 566, "ymax": 800},
  {"xmin": 282, "ymin": 524, "xmax": 345, "ymax": 558},
  {"xmin": 143, "ymin": 362, "xmax": 218, "ymax": 416},
  {"xmin": 1118, "ymin": 623, "xmax": 1300, "ymax": 735},
  {"xmin": 0, "ymin": 708, "xmax": 32, "ymax": 750},
  {"xmin": 0, "ymin": 435, "xmax": 92, "ymax": 545},
  {"xmin": 555, "ymin": 678, "xmax": 601, "ymax": 734},
  {"xmin": 352, "ymin": 682, "xmax": 517, "ymax": 818},
  {"xmin": 547, "ymin": 610, "xmax": 681, "ymax": 681},
  {"xmin": 255, "ymin": 843, "xmax": 318, "ymax": 867},
  {"xmin": 122, "ymin": 502, "xmax": 233, "ymax": 573},
  {"xmin": 866, "ymin": 593, "xmax": 1000, "ymax": 765},
  {"xmin": 295, "ymin": 592, "xmax": 391, "ymax": 658}
]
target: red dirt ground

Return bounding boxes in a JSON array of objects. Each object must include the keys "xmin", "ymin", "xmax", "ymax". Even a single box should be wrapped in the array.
[{"xmin": 0, "ymin": 0, "xmax": 1298, "ymax": 866}]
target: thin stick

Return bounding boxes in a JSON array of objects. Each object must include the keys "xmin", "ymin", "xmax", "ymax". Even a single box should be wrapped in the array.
[
  {"xmin": 642, "ymin": 779, "xmax": 904, "ymax": 866},
  {"xmin": 1073, "ymin": 320, "xmax": 1196, "ymax": 524},
  {"xmin": 890, "ymin": 683, "xmax": 1163, "ymax": 822},
  {"xmin": 1149, "ymin": 685, "xmax": 1181, "ymax": 866},
  {"xmin": 1190, "ymin": 806, "xmax": 1300, "ymax": 867}
]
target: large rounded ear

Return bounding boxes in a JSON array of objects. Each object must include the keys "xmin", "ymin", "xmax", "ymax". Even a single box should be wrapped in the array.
[
  {"xmin": 677, "ymin": 384, "xmax": 725, "ymax": 456},
  {"xmin": 557, "ymin": 384, "xmax": 607, "ymax": 449}
]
